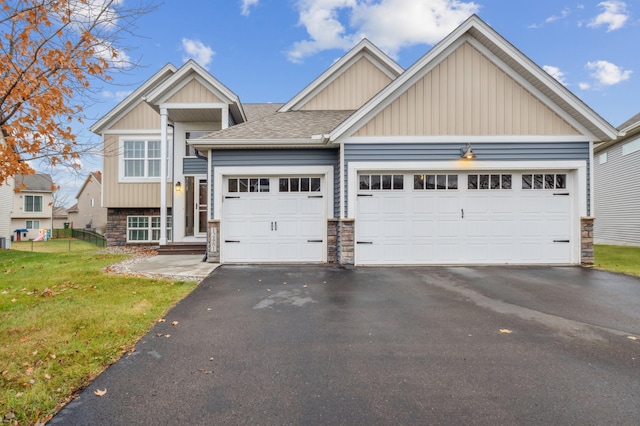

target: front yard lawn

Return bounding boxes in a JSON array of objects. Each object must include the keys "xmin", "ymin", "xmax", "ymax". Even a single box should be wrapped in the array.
[
  {"xmin": 594, "ymin": 244, "xmax": 640, "ymax": 277},
  {"xmin": 0, "ymin": 247, "xmax": 197, "ymax": 424}
]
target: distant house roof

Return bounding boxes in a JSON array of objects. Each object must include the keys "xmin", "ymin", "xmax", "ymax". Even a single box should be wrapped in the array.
[
  {"xmin": 14, "ymin": 174, "xmax": 53, "ymax": 192},
  {"xmin": 53, "ymin": 206, "xmax": 68, "ymax": 219},
  {"xmin": 67, "ymin": 203, "xmax": 79, "ymax": 213},
  {"xmin": 618, "ymin": 112, "xmax": 640, "ymax": 131},
  {"xmin": 75, "ymin": 171, "xmax": 102, "ymax": 199}
]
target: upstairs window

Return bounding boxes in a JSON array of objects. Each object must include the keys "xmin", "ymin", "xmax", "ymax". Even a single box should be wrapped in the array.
[
  {"xmin": 123, "ymin": 139, "xmax": 161, "ymax": 178},
  {"xmin": 24, "ymin": 195, "xmax": 43, "ymax": 212}
]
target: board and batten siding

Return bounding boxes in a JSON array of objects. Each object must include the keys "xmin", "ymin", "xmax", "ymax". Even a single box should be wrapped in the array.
[
  {"xmin": 355, "ymin": 42, "xmax": 579, "ymax": 137},
  {"xmin": 111, "ymin": 102, "xmax": 160, "ymax": 130},
  {"xmin": 344, "ymin": 142, "xmax": 591, "ymax": 214},
  {"xmin": 166, "ymin": 79, "xmax": 224, "ymax": 104},
  {"xmin": 300, "ymin": 56, "xmax": 393, "ymax": 111},
  {"xmin": 102, "ymin": 134, "xmax": 172, "ymax": 208},
  {"xmin": 594, "ymin": 140, "xmax": 640, "ymax": 246},
  {"xmin": 211, "ymin": 149, "xmax": 340, "ymax": 218}
]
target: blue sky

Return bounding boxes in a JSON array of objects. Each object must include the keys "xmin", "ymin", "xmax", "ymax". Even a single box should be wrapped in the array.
[{"xmin": 51, "ymin": 0, "xmax": 639, "ymax": 204}]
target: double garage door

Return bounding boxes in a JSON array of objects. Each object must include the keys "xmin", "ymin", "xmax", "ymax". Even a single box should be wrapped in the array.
[
  {"xmin": 356, "ymin": 171, "xmax": 573, "ymax": 265},
  {"xmin": 222, "ymin": 176, "xmax": 326, "ymax": 263}
]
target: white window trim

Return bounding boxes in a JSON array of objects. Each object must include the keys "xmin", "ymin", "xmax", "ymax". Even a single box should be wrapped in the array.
[
  {"xmin": 126, "ymin": 215, "xmax": 173, "ymax": 243},
  {"xmin": 118, "ymin": 136, "xmax": 172, "ymax": 183},
  {"xmin": 24, "ymin": 195, "xmax": 43, "ymax": 213},
  {"xmin": 26, "ymin": 220, "xmax": 40, "ymax": 229},
  {"xmin": 621, "ymin": 137, "xmax": 640, "ymax": 156}
]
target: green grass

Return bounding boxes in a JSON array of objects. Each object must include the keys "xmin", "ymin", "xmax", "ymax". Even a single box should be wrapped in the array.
[
  {"xmin": 594, "ymin": 244, "xmax": 640, "ymax": 277},
  {"xmin": 10, "ymin": 239, "xmax": 100, "ymax": 254},
  {"xmin": 0, "ymin": 248, "xmax": 198, "ymax": 424}
]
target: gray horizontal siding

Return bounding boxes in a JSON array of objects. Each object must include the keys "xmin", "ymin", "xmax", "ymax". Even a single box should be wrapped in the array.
[
  {"xmin": 594, "ymin": 142, "xmax": 640, "ymax": 246},
  {"xmin": 211, "ymin": 148, "xmax": 340, "ymax": 218},
  {"xmin": 183, "ymin": 157, "xmax": 207, "ymax": 175},
  {"xmin": 345, "ymin": 142, "xmax": 591, "ymax": 214}
]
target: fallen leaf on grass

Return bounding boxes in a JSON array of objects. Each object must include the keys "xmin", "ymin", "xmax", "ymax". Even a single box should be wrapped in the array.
[
  {"xmin": 44, "ymin": 374, "xmax": 51, "ymax": 380},
  {"xmin": 499, "ymin": 329, "xmax": 513, "ymax": 334},
  {"xmin": 94, "ymin": 388, "xmax": 107, "ymax": 397},
  {"xmin": 157, "ymin": 318, "xmax": 166, "ymax": 323}
]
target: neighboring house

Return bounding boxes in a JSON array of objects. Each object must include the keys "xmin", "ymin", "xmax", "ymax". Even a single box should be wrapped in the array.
[
  {"xmin": 92, "ymin": 15, "xmax": 617, "ymax": 266},
  {"xmin": 0, "ymin": 177, "xmax": 12, "ymax": 248},
  {"xmin": 67, "ymin": 171, "xmax": 108, "ymax": 233},
  {"xmin": 52, "ymin": 206, "xmax": 69, "ymax": 229},
  {"xmin": 594, "ymin": 112, "xmax": 640, "ymax": 246},
  {"xmin": 10, "ymin": 174, "xmax": 54, "ymax": 240}
]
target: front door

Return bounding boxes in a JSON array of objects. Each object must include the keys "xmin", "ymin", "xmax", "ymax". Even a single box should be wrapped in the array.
[{"xmin": 185, "ymin": 176, "xmax": 208, "ymax": 237}]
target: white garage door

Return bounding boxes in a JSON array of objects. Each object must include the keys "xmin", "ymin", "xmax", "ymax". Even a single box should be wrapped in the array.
[
  {"xmin": 222, "ymin": 176, "xmax": 326, "ymax": 263},
  {"xmin": 356, "ymin": 172, "xmax": 572, "ymax": 265}
]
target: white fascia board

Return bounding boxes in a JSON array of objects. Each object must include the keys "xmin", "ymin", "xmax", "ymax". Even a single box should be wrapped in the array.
[
  {"xmin": 101, "ymin": 129, "xmax": 162, "ymax": 135},
  {"xmin": 212, "ymin": 165, "xmax": 334, "ymax": 220},
  {"xmin": 467, "ymin": 23, "xmax": 617, "ymax": 141},
  {"xmin": 330, "ymin": 15, "xmax": 617, "ymax": 142},
  {"xmin": 339, "ymin": 135, "xmax": 591, "ymax": 144},
  {"xmin": 329, "ymin": 19, "xmax": 477, "ymax": 140},
  {"xmin": 279, "ymin": 39, "xmax": 403, "ymax": 112},
  {"xmin": 191, "ymin": 139, "xmax": 328, "ymax": 149},
  {"xmin": 90, "ymin": 63, "xmax": 177, "ymax": 134},
  {"xmin": 346, "ymin": 159, "xmax": 588, "ymax": 219},
  {"xmin": 145, "ymin": 61, "xmax": 245, "ymax": 122}
]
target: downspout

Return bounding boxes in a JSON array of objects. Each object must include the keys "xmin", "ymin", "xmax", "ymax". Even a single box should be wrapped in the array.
[{"xmin": 168, "ymin": 123, "xmax": 175, "ymax": 242}]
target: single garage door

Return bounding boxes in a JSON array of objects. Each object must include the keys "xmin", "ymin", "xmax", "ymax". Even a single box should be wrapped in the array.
[
  {"xmin": 356, "ymin": 171, "xmax": 572, "ymax": 265},
  {"xmin": 222, "ymin": 176, "xmax": 326, "ymax": 263}
]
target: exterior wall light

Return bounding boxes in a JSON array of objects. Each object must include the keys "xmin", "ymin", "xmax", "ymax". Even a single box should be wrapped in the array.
[
  {"xmin": 460, "ymin": 143, "xmax": 476, "ymax": 159},
  {"xmin": 175, "ymin": 181, "xmax": 182, "ymax": 192}
]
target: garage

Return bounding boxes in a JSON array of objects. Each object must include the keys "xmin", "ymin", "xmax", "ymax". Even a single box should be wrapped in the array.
[
  {"xmin": 221, "ymin": 176, "xmax": 327, "ymax": 263},
  {"xmin": 355, "ymin": 171, "xmax": 573, "ymax": 265}
]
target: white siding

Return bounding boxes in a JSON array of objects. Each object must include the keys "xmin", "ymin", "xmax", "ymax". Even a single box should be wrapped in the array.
[{"xmin": 594, "ymin": 136, "xmax": 640, "ymax": 246}]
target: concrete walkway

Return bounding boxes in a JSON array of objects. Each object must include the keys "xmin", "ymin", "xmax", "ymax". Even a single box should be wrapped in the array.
[{"xmin": 126, "ymin": 254, "xmax": 219, "ymax": 281}]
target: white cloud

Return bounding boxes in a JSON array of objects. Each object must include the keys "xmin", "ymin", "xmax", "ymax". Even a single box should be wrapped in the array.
[
  {"xmin": 241, "ymin": 0, "xmax": 260, "ymax": 16},
  {"xmin": 543, "ymin": 65, "xmax": 567, "ymax": 85},
  {"xmin": 545, "ymin": 8, "xmax": 570, "ymax": 24},
  {"xmin": 588, "ymin": 1, "xmax": 629, "ymax": 31},
  {"xmin": 93, "ymin": 40, "xmax": 131, "ymax": 69},
  {"xmin": 102, "ymin": 90, "xmax": 133, "ymax": 101},
  {"xmin": 578, "ymin": 82, "xmax": 591, "ymax": 90},
  {"xmin": 586, "ymin": 60, "xmax": 632, "ymax": 85},
  {"xmin": 181, "ymin": 38, "xmax": 215, "ymax": 68},
  {"xmin": 287, "ymin": 0, "xmax": 480, "ymax": 63}
]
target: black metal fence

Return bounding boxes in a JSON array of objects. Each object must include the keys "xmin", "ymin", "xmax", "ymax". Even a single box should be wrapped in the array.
[{"xmin": 52, "ymin": 228, "xmax": 107, "ymax": 248}]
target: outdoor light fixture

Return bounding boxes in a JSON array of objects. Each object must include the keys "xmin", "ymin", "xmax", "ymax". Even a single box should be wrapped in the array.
[
  {"xmin": 460, "ymin": 143, "xmax": 476, "ymax": 159},
  {"xmin": 175, "ymin": 181, "xmax": 182, "ymax": 192}
]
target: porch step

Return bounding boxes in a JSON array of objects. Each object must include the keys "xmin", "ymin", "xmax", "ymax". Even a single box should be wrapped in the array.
[{"xmin": 156, "ymin": 242, "xmax": 207, "ymax": 255}]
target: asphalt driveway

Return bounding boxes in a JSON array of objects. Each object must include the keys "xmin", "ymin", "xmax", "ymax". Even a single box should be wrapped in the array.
[{"xmin": 51, "ymin": 265, "xmax": 640, "ymax": 425}]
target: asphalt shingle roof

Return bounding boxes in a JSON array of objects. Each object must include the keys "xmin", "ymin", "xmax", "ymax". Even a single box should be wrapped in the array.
[
  {"xmin": 202, "ymin": 109, "xmax": 355, "ymax": 141},
  {"xmin": 618, "ymin": 112, "xmax": 640, "ymax": 131},
  {"xmin": 14, "ymin": 174, "xmax": 53, "ymax": 192}
]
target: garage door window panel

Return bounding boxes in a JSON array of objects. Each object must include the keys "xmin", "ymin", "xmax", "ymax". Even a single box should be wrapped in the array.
[
  {"xmin": 359, "ymin": 174, "xmax": 403, "ymax": 191},
  {"xmin": 279, "ymin": 177, "xmax": 321, "ymax": 192},
  {"xmin": 468, "ymin": 174, "xmax": 512, "ymax": 190},
  {"xmin": 522, "ymin": 174, "xmax": 567, "ymax": 190},
  {"xmin": 414, "ymin": 174, "xmax": 458, "ymax": 190}
]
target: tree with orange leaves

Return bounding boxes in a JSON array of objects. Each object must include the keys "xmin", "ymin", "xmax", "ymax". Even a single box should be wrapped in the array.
[{"xmin": 0, "ymin": 0, "xmax": 155, "ymax": 185}]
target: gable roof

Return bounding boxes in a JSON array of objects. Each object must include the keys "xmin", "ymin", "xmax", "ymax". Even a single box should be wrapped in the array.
[
  {"xmin": 14, "ymin": 174, "xmax": 53, "ymax": 192},
  {"xmin": 329, "ymin": 15, "xmax": 618, "ymax": 142},
  {"xmin": 279, "ymin": 39, "xmax": 403, "ymax": 112},
  {"xmin": 75, "ymin": 171, "xmax": 102, "ymax": 199},
  {"xmin": 144, "ymin": 59, "xmax": 246, "ymax": 124},
  {"xmin": 90, "ymin": 64, "xmax": 177, "ymax": 134},
  {"xmin": 618, "ymin": 112, "xmax": 640, "ymax": 133}
]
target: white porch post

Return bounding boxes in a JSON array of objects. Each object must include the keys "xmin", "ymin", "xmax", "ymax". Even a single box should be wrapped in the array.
[{"xmin": 159, "ymin": 107, "xmax": 168, "ymax": 246}]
